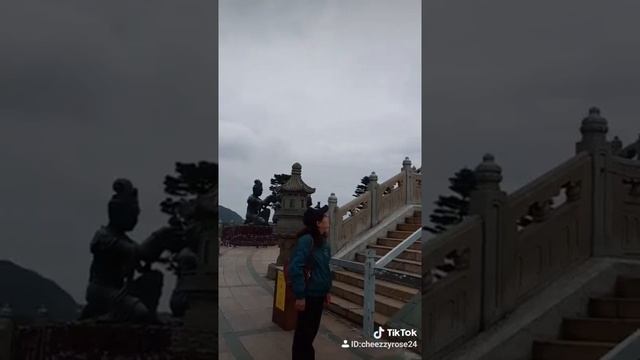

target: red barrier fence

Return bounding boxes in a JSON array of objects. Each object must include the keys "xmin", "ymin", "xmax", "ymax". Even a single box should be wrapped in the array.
[
  {"xmin": 221, "ymin": 224, "xmax": 277, "ymax": 247},
  {"xmin": 12, "ymin": 323, "xmax": 215, "ymax": 360}
]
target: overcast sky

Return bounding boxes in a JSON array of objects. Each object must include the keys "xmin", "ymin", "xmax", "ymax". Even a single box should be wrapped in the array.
[
  {"xmin": 4, "ymin": 0, "xmax": 639, "ymax": 312},
  {"xmin": 0, "ymin": 0, "xmax": 216, "ymax": 310},
  {"xmin": 422, "ymin": 1, "xmax": 640, "ymax": 226},
  {"xmin": 219, "ymin": 0, "xmax": 421, "ymax": 217}
]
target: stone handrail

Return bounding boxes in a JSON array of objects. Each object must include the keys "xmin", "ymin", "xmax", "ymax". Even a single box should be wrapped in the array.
[
  {"xmin": 330, "ymin": 227, "xmax": 422, "ymax": 338},
  {"xmin": 377, "ymin": 172, "xmax": 406, "ymax": 220},
  {"xmin": 422, "ymin": 216, "xmax": 483, "ymax": 359},
  {"xmin": 376, "ymin": 228, "xmax": 421, "ymax": 268},
  {"xmin": 339, "ymin": 189, "xmax": 371, "ymax": 221},
  {"xmin": 335, "ymin": 191, "xmax": 372, "ymax": 252},
  {"xmin": 421, "ymin": 108, "xmax": 640, "ymax": 359},
  {"xmin": 503, "ymin": 152, "xmax": 593, "ymax": 309},
  {"xmin": 421, "ymin": 154, "xmax": 594, "ymax": 357},
  {"xmin": 613, "ymin": 135, "xmax": 640, "ymax": 159},
  {"xmin": 507, "ymin": 151, "xmax": 591, "ymax": 205},
  {"xmin": 601, "ymin": 329, "xmax": 640, "ymax": 360},
  {"xmin": 328, "ymin": 157, "xmax": 421, "ymax": 254},
  {"xmin": 605, "ymin": 155, "xmax": 640, "ymax": 255}
]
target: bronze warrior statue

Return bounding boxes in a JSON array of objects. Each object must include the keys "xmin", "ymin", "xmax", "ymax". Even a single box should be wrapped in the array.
[
  {"xmin": 245, "ymin": 180, "xmax": 273, "ymax": 225},
  {"xmin": 80, "ymin": 179, "xmax": 180, "ymax": 323}
]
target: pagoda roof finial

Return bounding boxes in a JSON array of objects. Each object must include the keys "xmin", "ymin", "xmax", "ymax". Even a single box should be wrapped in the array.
[{"xmin": 281, "ymin": 162, "xmax": 315, "ymax": 194}]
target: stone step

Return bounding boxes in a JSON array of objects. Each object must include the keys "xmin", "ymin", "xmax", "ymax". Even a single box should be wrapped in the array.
[
  {"xmin": 338, "ymin": 259, "xmax": 422, "ymax": 289},
  {"xmin": 616, "ymin": 277, "xmax": 640, "ymax": 298},
  {"xmin": 563, "ymin": 317, "xmax": 640, "ymax": 343},
  {"xmin": 590, "ymin": 297, "xmax": 640, "ymax": 318},
  {"xmin": 367, "ymin": 244, "xmax": 421, "ymax": 262},
  {"xmin": 404, "ymin": 216, "xmax": 421, "ymax": 225},
  {"xmin": 532, "ymin": 339, "xmax": 616, "ymax": 360},
  {"xmin": 326, "ymin": 293, "xmax": 389, "ymax": 328},
  {"xmin": 377, "ymin": 238, "xmax": 422, "ymax": 250},
  {"xmin": 354, "ymin": 253, "xmax": 421, "ymax": 274},
  {"xmin": 377, "ymin": 267, "xmax": 422, "ymax": 286},
  {"xmin": 333, "ymin": 270, "xmax": 419, "ymax": 302},
  {"xmin": 387, "ymin": 230, "xmax": 415, "ymax": 239},
  {"xmin": 397, "ymin": 223, "xmax": 420, "ymax": 232},
  {"xmin": 331, "ymin": 281, "xmax": 404, "ymax": 317}
]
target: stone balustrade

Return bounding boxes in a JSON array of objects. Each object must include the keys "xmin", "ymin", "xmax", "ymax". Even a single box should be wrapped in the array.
[
  {"xmin": 328, "ymin": 157, "xmax": 421, "ymax": 254},
  {"xmin": 422, "ymin": 107, "xmax": 640, "ymax": 359},
  {"xmin": 422, "ymin": 216, "xmax": 483, "ymax": 359}
]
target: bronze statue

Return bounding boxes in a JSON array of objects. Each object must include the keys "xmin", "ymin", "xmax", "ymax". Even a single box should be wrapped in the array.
[
  {"xmin": 80, "ymin": 179, "xmax": 180, "ymax": 323},
  {"xmin": 245, "ymin": 180, "xmax": 272, "ymax": 225}
]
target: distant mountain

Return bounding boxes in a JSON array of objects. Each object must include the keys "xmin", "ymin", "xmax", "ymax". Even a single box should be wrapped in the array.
[
  {"xmin": 219, "ymin": 205, "xmax": 243, "ymax": 224},
  {"xmin": 0, "ymin": 260, "xmax": 78, "ymax": 322}
]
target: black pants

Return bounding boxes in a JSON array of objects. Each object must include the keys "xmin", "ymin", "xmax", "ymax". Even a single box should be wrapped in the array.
[{"xmin": 292, "ymin": 296, "xmax": 325, "ymax": 360}]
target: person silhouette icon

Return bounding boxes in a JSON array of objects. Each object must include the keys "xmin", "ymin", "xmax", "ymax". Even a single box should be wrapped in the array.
[{"xmin": 341, "ymin": 340, "xmax": 350, "ymax": 348}]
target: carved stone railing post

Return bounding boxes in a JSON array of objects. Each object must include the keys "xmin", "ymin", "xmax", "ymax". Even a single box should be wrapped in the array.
[
  {"xmin": 576, "ymin": 107, "xmax": 609, "ymax": 153},
  {"xmin": 328, "ymin": 192, "xmax": 339, "ymax": 256},
  {"xmin": 362, "ymin": 249, "xmax": 376, "ymax": 339},
  {"xmin": 413, "ymin": 166, "xmax": 422, "ymax": 204},
  {"xmin": 368, "ymin": 171, "xmax": 379, "ymax": 226},
  {"xmin": 403, "ymin": 157, "xmax": 414, "ymax": 204},
  {"xmin": 611, "ymin": 136, "xmax": 623, "ymax": 156},
  {"xmin": 469, "ymin": 154, "xmax": 508, "ymax": 328},
  {"xmin": 576, "ymin": 107, "xmax": 612, "ymax": 256}
]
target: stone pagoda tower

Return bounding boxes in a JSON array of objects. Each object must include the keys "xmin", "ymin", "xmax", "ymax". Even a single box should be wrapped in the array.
[
  {"xmin": 268, "ymin": 162, "xmax": 315, "ymax": 279},
  {"xmin": 171, "ymin": 188, "xmax": 218, "ymax": 355}
]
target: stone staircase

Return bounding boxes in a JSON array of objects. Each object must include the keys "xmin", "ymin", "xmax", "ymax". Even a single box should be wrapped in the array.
[
  {"xmin": 532, "ymin": 276, "xmax": 640, "ymax": 360},
  {"xmin": 327, "ymin": 210, "xmax": 421, "ymax": 327}
]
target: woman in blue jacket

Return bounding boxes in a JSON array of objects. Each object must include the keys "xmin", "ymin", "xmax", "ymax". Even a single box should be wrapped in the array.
[{"xmin": 288, "ymin": 205, "xmax": 332, "ymax": 360}]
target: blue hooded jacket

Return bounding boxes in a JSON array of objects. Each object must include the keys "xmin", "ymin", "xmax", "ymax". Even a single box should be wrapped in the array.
[{"xmin": 288, "ymin": 233, "xmax": 332, "ymax": 299}]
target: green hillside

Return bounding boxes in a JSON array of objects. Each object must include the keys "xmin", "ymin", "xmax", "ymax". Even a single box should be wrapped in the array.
[
  {"xmin": 0, "ymin": 260, "xmax": 78, "ymax": 322},
  {"xmin": 219, "ymin": 205, "xmax": 243, "ymax": 224}
]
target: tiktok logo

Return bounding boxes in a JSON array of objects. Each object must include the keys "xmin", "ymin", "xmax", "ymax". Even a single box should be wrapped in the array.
[{"xmin": 372, "ymin": 326, "xmax": 385, "ymax": 339}]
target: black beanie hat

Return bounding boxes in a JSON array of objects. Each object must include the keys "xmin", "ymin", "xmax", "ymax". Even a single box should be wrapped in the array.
[{"xmin": 302, "ymin": 204, "xmax": 329, "ymax": 228}]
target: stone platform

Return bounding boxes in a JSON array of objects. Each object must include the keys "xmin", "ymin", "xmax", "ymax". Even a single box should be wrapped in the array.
[{"xmin": 219, "ymin": 245, "xmax": 420, "ymax": 360}]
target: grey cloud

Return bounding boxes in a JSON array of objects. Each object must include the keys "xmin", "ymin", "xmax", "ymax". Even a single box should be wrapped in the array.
[{"xmin": 220, "ymin": 0, "xmax": 421, "ymax": 217}]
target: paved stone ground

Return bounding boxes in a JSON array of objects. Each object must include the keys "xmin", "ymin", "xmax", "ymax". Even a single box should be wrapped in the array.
[{"xmin": 219, "ymin": 246, "xmax": 421, "ymax": 360}]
